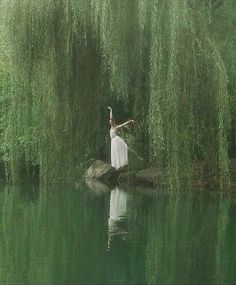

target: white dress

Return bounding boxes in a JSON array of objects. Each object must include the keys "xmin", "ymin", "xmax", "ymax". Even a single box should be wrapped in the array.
[{"xmin": 110, "ymin": 128, "xmax": 128, "ymax": 170}]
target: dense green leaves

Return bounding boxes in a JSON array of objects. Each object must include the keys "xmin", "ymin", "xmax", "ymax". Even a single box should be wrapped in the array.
[{"xmin": 0, "ymin": 0, "xmax": 235, "ymax": 187}]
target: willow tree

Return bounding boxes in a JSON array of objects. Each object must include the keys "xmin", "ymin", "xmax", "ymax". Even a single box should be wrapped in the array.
[
  {"xmin": 210, "ymin": 0, "xmax": 236, "ymax": 156},
  {"xmin": 148, "ymin": 0, "xmax": 230, "ymax": 189},
  {"xmin": 0, "ymin": 0, "xmax": 232, "ymax": 187},
  {"xmin": 0, "ymin": 0, "xmax": 106, "ymax": 183}
]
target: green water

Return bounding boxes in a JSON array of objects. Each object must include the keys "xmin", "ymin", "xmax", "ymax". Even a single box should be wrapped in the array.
[{"xmin": 0, "ymin": 182, "xmax": 235, "ymax": 284}]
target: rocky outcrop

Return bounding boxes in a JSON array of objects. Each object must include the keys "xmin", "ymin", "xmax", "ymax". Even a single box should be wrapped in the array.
[
  {"xmin": 84, "ymin": 160, "xmax": 117, "ymax": 182},
  {"xmin": 135, "ymin": 168, "xmax": 157, "ymax": 185},
  {"xmin": 84, "ymin": 178, "xmax": 110, "ymax": 195},
  {"xmin": 84, "ymin": 160, "xmax": 157, "ymax": 186},
  {"xmin": 84, "ymin": 159, "xmax": 236, "ymax": 193}
]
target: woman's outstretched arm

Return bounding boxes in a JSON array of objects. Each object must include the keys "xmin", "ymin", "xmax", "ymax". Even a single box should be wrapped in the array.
[
  {"xmin": 115, "ymin": 120, "xmax": 135, "ymax": 130},
  {"xmin": 107, "ymin": 106, "xmax": 113, "ymax": 120}
]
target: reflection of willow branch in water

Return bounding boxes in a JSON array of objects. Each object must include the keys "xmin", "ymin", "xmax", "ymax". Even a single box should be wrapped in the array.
[
  {"xmin": 0, "ymin": 185, "xmax": 108, "ymax": 284},
  {"xmin": 145, "ymin": 191, "xmax": 233, "ymax": 284},
  {"xmin": 214, "ymin": 194, "xmax": 231, "ymax": 284}
]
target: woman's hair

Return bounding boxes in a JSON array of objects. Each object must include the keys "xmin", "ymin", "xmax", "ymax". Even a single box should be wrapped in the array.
[{"xmin": 109, "ymin": 118, "xmax": 116, "ymax": 126}]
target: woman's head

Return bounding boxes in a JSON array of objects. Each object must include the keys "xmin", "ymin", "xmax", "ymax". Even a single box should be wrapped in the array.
[{"xmin": 109, "ymin": 118, "xmax": 116, "ymax": 127}]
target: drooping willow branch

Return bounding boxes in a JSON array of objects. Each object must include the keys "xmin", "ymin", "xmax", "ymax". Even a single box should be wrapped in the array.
[{"xmin": 0, "ymin": 0, "xmax": 234, "ymax": 188}]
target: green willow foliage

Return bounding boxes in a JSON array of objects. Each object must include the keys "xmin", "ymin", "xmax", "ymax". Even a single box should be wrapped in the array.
[{"xmin": 0, "ymin": 0, "xmax": 234, "ymax": 186}]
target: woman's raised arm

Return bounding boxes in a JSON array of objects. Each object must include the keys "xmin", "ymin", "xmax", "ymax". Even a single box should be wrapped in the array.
[{"xmin": 107, "ymin": 106, "xmax": 113, "ymax": 120}]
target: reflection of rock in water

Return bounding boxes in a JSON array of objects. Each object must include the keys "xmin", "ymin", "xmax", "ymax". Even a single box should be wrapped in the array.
[
  {"xmin": 84, "ymin": 178, "xmax": 110, "ymax": 195},
  {"xmin": 108, "ymin": 187, "xmax": 129, "ymax": 250}
]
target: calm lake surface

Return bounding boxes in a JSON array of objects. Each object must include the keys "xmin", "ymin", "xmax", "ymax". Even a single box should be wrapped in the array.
[{"xmin": 0, "ymin": 182, "xmax": 235, "ymax": 284}]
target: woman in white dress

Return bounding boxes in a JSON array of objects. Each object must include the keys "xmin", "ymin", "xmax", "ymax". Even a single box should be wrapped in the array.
[{"xmin": 107, "ymin": 106, "xmax": 134, "ymax": 170}]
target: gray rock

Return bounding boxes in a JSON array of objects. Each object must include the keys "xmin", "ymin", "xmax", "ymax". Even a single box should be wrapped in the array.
[
  {"xmin": 84, "ymin": 178, "xmax": 110, "ymax": 195},
  {"xmin": 118, "ymin": 171, "xmax": 136, "ymax": 184},
  {"xmin": 84, "ymin": 160, "xmax": 116, "ymax": 181},
  {"xmin": 84, "ymin": 161, "xmax": 158, "ymax": 187},
  {"xmin": 135, "ymin": 168, "xmax": 157, "ymax": 185}
]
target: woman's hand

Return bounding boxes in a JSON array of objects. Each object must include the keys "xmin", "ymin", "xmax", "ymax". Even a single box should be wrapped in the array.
[
  {"xmin": 107, "ymin": 106, "xmax": 112, "ymax": 110},
  {"xmin": 129, "ymin": 119, "xmax": 135, "ymax": 124}
]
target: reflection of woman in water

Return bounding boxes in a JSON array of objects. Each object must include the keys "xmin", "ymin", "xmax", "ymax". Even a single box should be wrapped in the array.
[
  {"xmin": 107, "ymin": 106, "xmax": 134, "ymax": 170},
  {"xmin": 107, "ymin": 187, "xmax": 129, "ymax": 250},
  {"xmin": 106, "ymin": 188, "xmax": 131, "ymax": 283}
]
